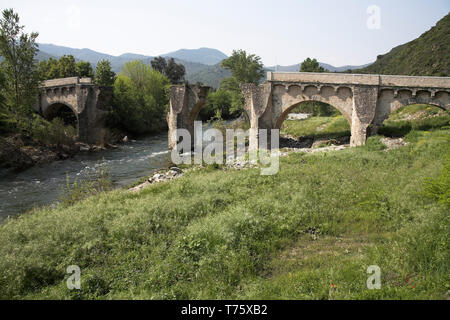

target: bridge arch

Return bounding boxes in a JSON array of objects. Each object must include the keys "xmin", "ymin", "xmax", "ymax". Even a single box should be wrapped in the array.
[
  {"xmin": 376, "ymin": 103, "xmax": 450, "ymax": 138},
  {"xmin": 43, "ymin": 101, "xmax": 79, "ymax": 128},
  {"xmin": 271, "ymin": 84, "xmax": 354, "ymax": 129},
  {"xmin": 373, "ymin": 88, "xmax": 450, "ymax": 128},
  {"xmin": 274, "ymin": 100, "xmax": 352, "ymax": 130}
]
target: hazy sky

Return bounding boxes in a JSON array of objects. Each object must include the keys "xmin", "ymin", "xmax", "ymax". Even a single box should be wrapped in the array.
[{"xmin": 2, "ymin": 0, "xmax": 449, "ymax": 66}]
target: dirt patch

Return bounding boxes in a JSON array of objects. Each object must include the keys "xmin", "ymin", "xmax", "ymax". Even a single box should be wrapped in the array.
[{"xmin": 281, "ymin": 235, "xmax": 374, "ymax": 263}]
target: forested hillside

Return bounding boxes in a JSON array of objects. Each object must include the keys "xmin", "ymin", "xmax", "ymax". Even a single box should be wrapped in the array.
[{"xmin": 358, "ymin": 13, "xmax": 449, "ymax": 76}]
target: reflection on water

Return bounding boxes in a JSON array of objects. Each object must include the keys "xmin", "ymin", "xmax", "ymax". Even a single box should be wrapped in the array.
[{"xmin": 0, "ymin": 132, "xmax": 170, "ymax": 221}]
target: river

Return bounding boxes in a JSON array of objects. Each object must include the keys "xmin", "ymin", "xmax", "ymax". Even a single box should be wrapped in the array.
[{"xmin": 0, "ymin": 132, "xmax": 170, "ymax": 222}]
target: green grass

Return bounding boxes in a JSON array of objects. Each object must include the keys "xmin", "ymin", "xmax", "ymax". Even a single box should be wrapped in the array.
[
  {"xmin": 281, "ymin": 115, "xmax": 351, "ymax": 140},
  {"xmin": 0, "ymin": 126, "xmax": 448, "ymax": 300},
  {"xmin": 387, "ymin": 104, "xmax": 448, "ymax": 121},
  {"xmin": 379, "ymin": 105, "xmax": 450, "ymax": 137}
]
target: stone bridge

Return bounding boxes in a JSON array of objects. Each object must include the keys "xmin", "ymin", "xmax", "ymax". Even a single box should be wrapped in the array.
[
  {"xmin": 34, "ymin": 77, "xmax": 113, "ymax": 144},
  {"xmin": 168, "ymin": 72, "xmax": 450, "ymax": 149}
]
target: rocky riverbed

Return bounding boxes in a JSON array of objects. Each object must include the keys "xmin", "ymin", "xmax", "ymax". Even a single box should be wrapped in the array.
[{"xmin": 0, "ymin": 134, "xmax": 121, "ymax": 171}]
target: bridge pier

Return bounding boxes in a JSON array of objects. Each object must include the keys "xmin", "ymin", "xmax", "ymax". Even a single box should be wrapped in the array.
[
  {"xmin": 167, "ymin": 84, "xmax": 210, "ymax": 149},
  {"xmin": 350, "ymin": 86, "xmax": 378, "ymax": 146}
]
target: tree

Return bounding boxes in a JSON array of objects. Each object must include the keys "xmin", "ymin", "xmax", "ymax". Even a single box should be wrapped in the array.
[
  {"xmin": 165, "ymin": 58, "xmax": 185, "ymax": 84},
  {"xmin": 150, "ymin": 56, "xmax": 185, "ymax": 84},
  {"xmin": 300, "ymin": 58, "xmax": 327, "ymax": 73},
  {"xmin": 75, "ymin": 61, "xmax": 93, "ymax": 78},
  {"xmin": 94, "ymin": 59, "xmax": 116, "ymax": 86},
  {"xmin": 109, "ymin": 60, "xmax": 170, "ymax": 134},
  {"xmin": 221, "ymin": 49, "xmax": 264, "ymax": 84},
  {"xmin": 0, "ymin": 8, "xmax": 40, "ymax": 116},
  {"xmin": 38, "ymin": 55, "xmax": 83, "ymax": 80},
  {"xmin": 57, "ymin": 55, "xmax": 77, "ymax": 78},
  {"xmin": 38, "ymin": 58, "xmax": 59, "ymax": 80},
  {"xmin": 296, "ymin": 59, "xmax": 333, "ymax": 116},
  {"xmin": 0, "ymin": 69, "xmax": 8, "ymax": 132},
  {"xmin": 150, "ymin": 56, "xmax": 167, "ymax": 74},
  {"xmin": 200, "ymin": 77, "xmax": 244, "ymax": 121},
  {"xmin": 0, "ymin": 68, "xmax": 5, "ymax": 108}
]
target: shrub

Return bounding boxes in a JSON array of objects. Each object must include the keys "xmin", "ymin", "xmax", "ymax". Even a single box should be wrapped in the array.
[
  {"xmin": 30, "ymin": 115, "xmax": 77, "ymax": 146},
  {"xmin": 59, "ymin": 164, "xmax": 113, "ymax": 207},
  {"xmin": 108, "ymin": 61, "xmax": 170, "ymax": 135}
]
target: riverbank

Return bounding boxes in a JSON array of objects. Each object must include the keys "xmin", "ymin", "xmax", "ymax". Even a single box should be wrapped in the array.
[
  {"xmin": 0, "ymin": 126, "xmax": 448, "ymax": 299},
  {"xmin": 0, "ymin": 132, "xmax": 171, "ymax": 220},
  {"xmin": 0, "ymin": 133, "xmax": 124, "ymax": 171}
]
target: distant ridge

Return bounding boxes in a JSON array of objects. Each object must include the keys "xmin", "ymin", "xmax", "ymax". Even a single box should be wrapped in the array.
[
  {"xmin": 36, "ymin": 44, "xmax": 215, "ymax": 78},
  {"xmin": 267, "ymin": 62, "xmax": 372, "ymax": 73},
  {"xmin": 34, "ymin": 43, "xmax": 374, "ymax": 88},
  {"xmin": 162, "ymin": 47, "xmax": 228, "ymax": 66}
]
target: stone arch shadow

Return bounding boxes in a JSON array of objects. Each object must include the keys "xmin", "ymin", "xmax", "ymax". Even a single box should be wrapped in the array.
[{"xmin": 43, "ymin": 101, "xmax": 79, "ymax": 130}]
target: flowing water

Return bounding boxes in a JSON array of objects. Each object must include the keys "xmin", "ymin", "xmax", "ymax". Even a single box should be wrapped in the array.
[{"xmin": 0, "ymin": 132, "xmax": 170, "ymax": 222}]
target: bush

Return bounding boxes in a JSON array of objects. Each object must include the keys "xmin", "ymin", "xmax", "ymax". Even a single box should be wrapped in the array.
[
  {"xmin": 198, "ymin": 77, "xmax": 244, "ymax": 122},
  {"xmin": 108, "ymin": 61, "xmax": 170, "ymax": 135},
  {"xmin": 379, "ymin": 116, "xmax": 450, "ymax": 138},
  {"xmin": 59, "ymin": 164, "xmax": 113, "ymax": 207},
  {"xmin": 30, "ymin": 115, "xmax": 77, "ymax": 146}
]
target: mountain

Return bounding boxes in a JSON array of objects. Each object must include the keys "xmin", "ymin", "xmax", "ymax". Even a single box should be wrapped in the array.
[
  {"xmin": 267, "ymin": 62, "xmax": 372, "ymax": 73},
  {"xmin": 36, "ymin": 43, "xmax": 213, "ymax": 77},
  {"xmin": 35, "ymin": 50, "xmax": 56, "ymax": 61},
  {"xmin": 187, "ymin": 63, "xmax": 231, "ymax": 88},
  {"xmin": 319, "ymin": 62, "xmax": 372, "ymax": 72},
  {"xmin": 38, "ymin": 43, "xmax": 115, "ymax": 62},
  {"xmin": 358, "ymin": 13, "xmax": 449, "ymax": 76},
  {"xmin": 162, "ymin": 48, "xmax": 228, "ymax": 65},
  {"xmin": 33, "ymin": 43, "xmax": 377, "ymax": 89}
]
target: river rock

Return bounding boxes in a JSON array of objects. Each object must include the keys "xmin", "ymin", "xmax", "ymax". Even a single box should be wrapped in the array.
[
  {"xmin": 166, "ymin": 170, "xmax": 179, "ymax": 178},
  {"xmin": 149, "ymin": 173, "xmax": 166, "ymax": 183},
  {"xmin": 77, "ymin": 143, "xmax": 91, "ymax": 151},
  {"xmin": 169, "ymin": 167, "xmax": 183, "ymax": 174}
]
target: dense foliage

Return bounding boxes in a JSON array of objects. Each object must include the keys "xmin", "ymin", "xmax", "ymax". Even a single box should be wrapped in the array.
[
  {"xmin": 299, "ymin": 58, "xmax": 327, "ymax": 73},
  {"xmin": 151, "ymin": 56, "xmax": 186, "ymax": 84},
  {"xmin": 94, "ymin": 59, "xmax": 116, "ymax": 86},
  {"xmin": 198, "ymin": 50, "xmax": 266, "ymax": 122},
  {"xmin": 0, "ymin": 8, "xmax": 40, "ymax": 132},
  {"xmin": 38, "ymin": 55, "xmax": 94, "ymax": 80},
  {"xmin": 199, "ymin": 77, "xmax": 244, "ymax": 121},
  {"xmin": 221, "ymin": 49, "xmax": 264, "ymax": 84},
  {"xmin": 108, "ymin": 60, "xmax": 170, "ymax": 135},
  {"xmin": 357, "ymin": 13, "xmax": 449, "ymax": 76},
  {"xmin": 0, "ymin": 9, "xmax": 79, "ymax": 147}
]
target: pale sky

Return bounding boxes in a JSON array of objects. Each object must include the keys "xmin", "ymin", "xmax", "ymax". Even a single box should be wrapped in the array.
[{"xmin": 2, "ymin": 0, "xmax": 449, "ymax": 66}]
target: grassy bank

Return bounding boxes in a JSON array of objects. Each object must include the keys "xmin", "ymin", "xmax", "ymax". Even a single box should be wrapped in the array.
[
  {"xmin": 281, "ymin": 115, "xmax": 350, "ymax": 140},
  {"xmin": 0, "ymin": 123, "xmax": 448, "ymax": 299}
]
